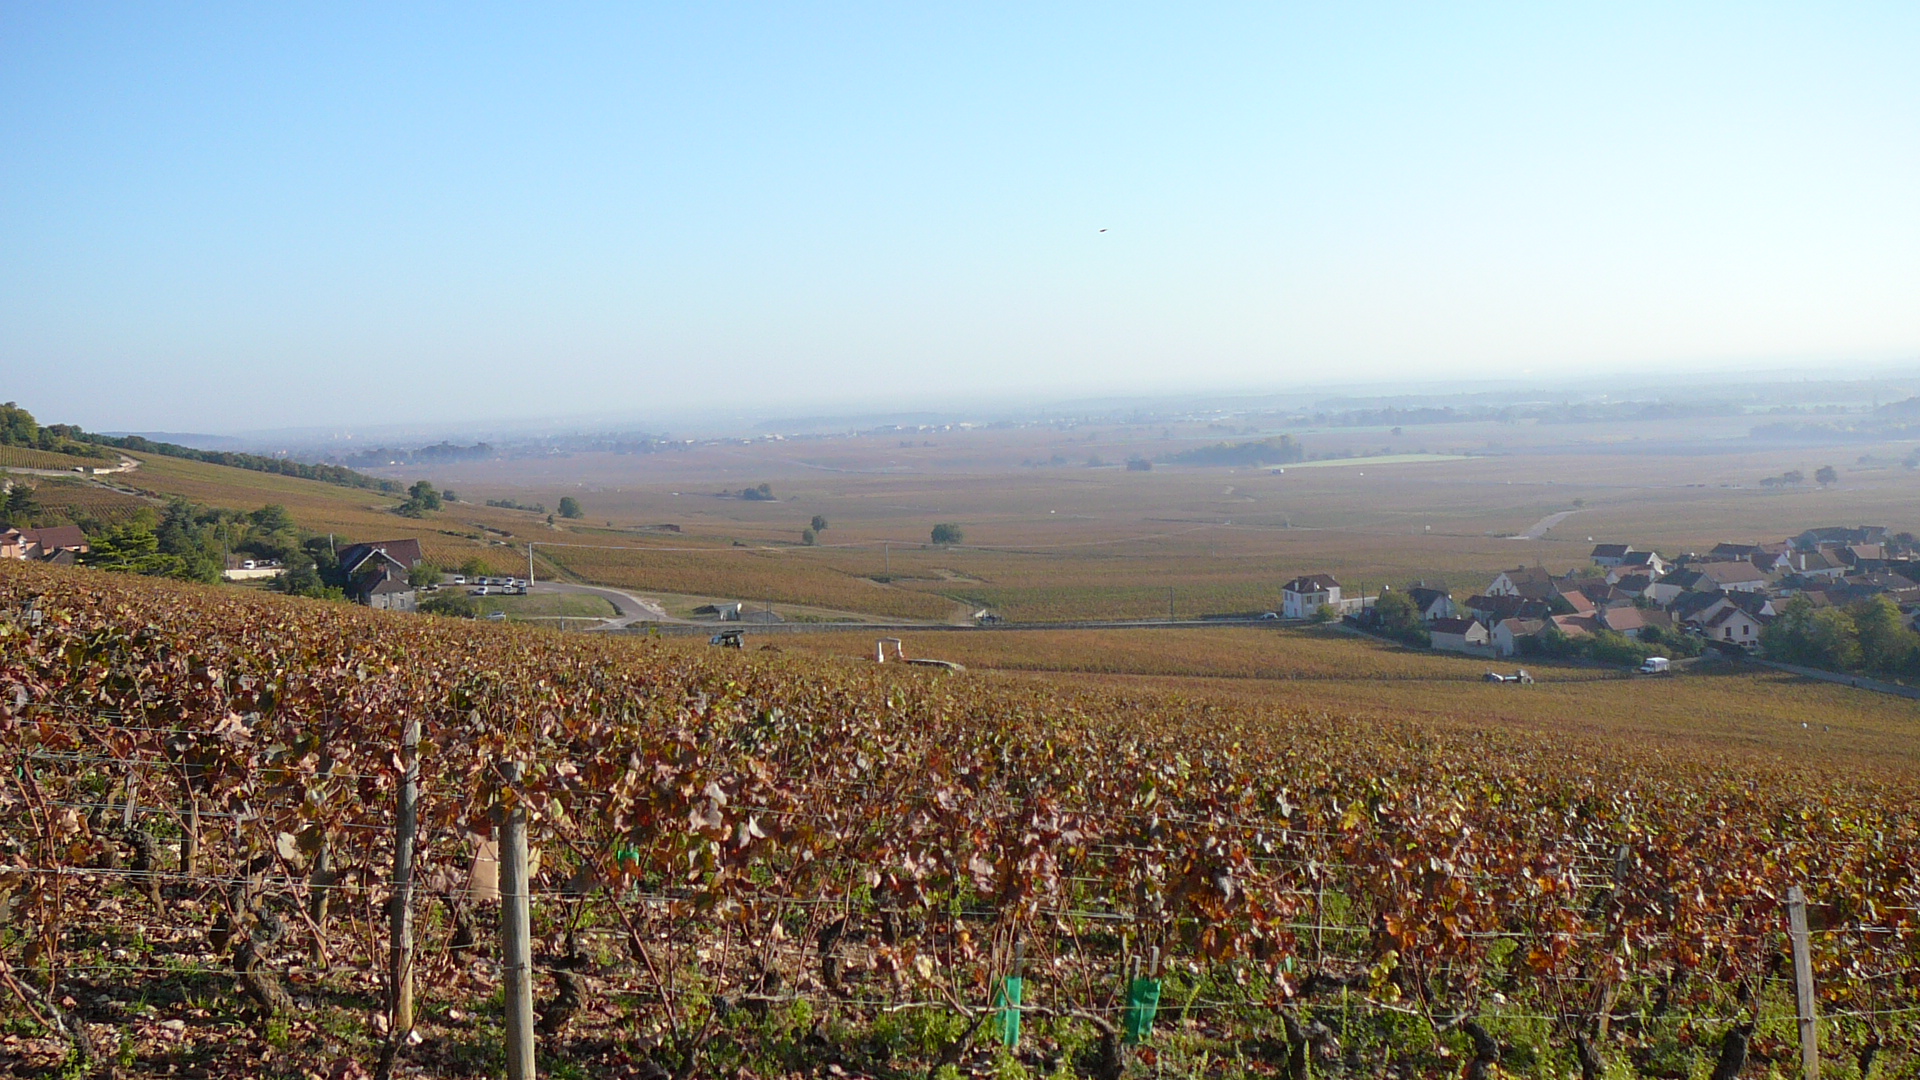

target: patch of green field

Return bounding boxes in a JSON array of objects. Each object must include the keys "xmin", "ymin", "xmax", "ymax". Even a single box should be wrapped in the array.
[
  {"xmin": 1277, "ymin": 452, "xmax": 1473, "ymax": 468},
  {"xmin": 469, "ymin": 592, "xmax": 619, "ymax": 619}
]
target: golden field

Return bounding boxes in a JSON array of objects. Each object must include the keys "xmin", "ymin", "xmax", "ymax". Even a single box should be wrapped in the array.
[
  {"xmin": 757, "ymin": 624, "xmax": 1920, "ymax": 772},
  {"xmin": 33, "ymin": 412, "xmax": 1920, "ymax": 624}
]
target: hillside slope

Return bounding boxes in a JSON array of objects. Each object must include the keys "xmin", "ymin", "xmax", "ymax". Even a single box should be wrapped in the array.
[{"xmin": 2, "ymin": 560, "xmax": 1915, "ymax": 1077}]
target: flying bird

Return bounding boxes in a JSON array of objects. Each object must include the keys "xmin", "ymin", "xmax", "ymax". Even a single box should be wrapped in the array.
[{"xmin": 1098, "ymin": 228, "xmax": 1108, "ymax": 233}]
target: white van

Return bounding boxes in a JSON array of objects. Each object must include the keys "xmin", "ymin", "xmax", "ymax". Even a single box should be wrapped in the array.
[{"xmin": 1638, "ymin": 657, "xmax": 1670, "ymax": 674}]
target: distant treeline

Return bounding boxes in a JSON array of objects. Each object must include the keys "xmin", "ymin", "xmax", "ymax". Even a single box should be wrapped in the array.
[
  {"xmin": 334, "ymin": 441, "xmax": 496, "ymax": 468},
  {"xmin": 1167, "ymin": 436, "xmax": 1305, "ymax": 467},
  {"xmin": 1303, "ymin": 401, "xmax": 1741, "ymax": 428},
  {"xmin": 1751, "ymin": 396, "xmax": 1920, "ymax": 444},
  {"xmin": 78, "ymin": 433, "xmax": 400, "ymax": 492}
]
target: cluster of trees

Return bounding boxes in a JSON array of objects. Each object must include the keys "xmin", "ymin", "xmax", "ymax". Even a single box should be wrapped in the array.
[
  {"xmin": 487, "ymin": 498, "xmax": 546, "ymax": 513},
  {"xmin": 1367, "ymin": 590, "xmax": 1431, "ymax": 646},
  {"xmin": 1524, "ymin": 622, "xmax": 1703, "ymax": 665},
  {"xmin": 1166, "ymin": 435, "xmax": 1304, "ymax": 467},
  {"xmin": 396, "ymin": 480, "xmax": 443, "ymax": 517},
  {"xmin": 1, "ymin": 483, "xmax": 39, "ymax": 528},
  {"xmin": 800, "ymin": 514, "xmax": 828, "ymax": 545},
  {"xmin": 738, "ymin": 483, "xmax": 776, "ymax": 501},
  {"xmin": 0, "ymin": 402, "xmax": 112, "ymax": 458},
  {"xmin": 1762, "ymin": 595, "xmax": 1920, "ymax": 678},
  {"xmin": 83, "ymin": 432, "xmax": 398, "ymax": 491},
  {"xmin": 1, "ymin": 400, "xmax": 405, "ymax": 491},
  {"xmin": 931, "ymin": 522, "xmax": 963, "ymax": 545},
  {"xmin": 336, "ymin": 441, "xmax": 494, "ymax": 468},
  {"xmin": 1758, "ymin": 466, "xmax": 1839, "ymax": 488},
  {"xmin": 81, "ymin": 501, "xmax": 311, "ymax": 587}
]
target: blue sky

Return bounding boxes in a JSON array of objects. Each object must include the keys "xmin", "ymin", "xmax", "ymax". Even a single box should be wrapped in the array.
[{"xmin": 3, "ymin": 3, "xmax": 1917, "ymax": 432}]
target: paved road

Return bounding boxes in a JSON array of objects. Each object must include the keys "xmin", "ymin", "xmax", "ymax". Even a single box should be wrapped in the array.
[
  {"xmin": 1509, "ymin": 509, "xmax": 1582, "ymax": 540},
  {"xmin": 533, "ymin": 582, "xmax": 684, "ymax": 629},
  {"xmin": 627, "ymin": 615, "xmax": 1294, "ymax": 638},
  {"xmin": 1749, "ymin": 657, "xmax": 1920, "ymax": 701}
]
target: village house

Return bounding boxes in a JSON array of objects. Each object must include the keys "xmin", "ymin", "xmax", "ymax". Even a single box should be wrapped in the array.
[
  {"xmin": 1700, "ymin": 604, "xmax": 1765, "ymax": 650},
  {"xmin": 0, "ymin": 525, "xmax": 90, "ymax": 563},
  {"xmin": 1463, "ymin": 593, "xmax": 1551, "ymax": 627},
  {"xmin": 337, "ymin": 538, "xmax": 425, "ymax": 610},
  {"xmin": 338, "ymin": 538, "xmax": 424, "ymax": 577},
  {"xmin": 1406, "ymin": 586, "xmax": 1456, "ymax": 622},
  {"xmin": 1491, "ymin": 617, "xmax": 1547, "ymax": 657},
  {"xmin": 1595, "ymin": 604, "xmax": 1670, "ymax": 639},
  {"xmin": 360, "ymin": 573, "xmax": 418, "ymax": 612},
  {"xmin": 1549, "ymin": 613, "xmax": 1598, "ymax": 638},
  {"xmin": 1607, "ymin": 571, "xmax": 1653, "ymax": 596},
  {"xmin": 1282, "ymin": 574, "xmax": 1360, "ymax": 619},
  {"xmin": 1428, "ymin": 617, "xmax": 1491, "ymax": 654},
  {"xmin": 1589, "ymin": 543, "xmax": 1634, "ymax": 568},
  {"xmin": 1485, "ymin": 566, "xmax": 1557, "ymax": 600},
  {"xmin": 1554, "ymin": 587, "xmax": 1596, "ymax": 615},
  {"xmin": 1842, "ymin": 544, "xmax": 1890, "ymax": 570},
  {"xmin": 1790, "ymin": 548, "xmax": 1851, "ymax": 581},
  {"xmin": 1302, "ymin": 522, "xmax": 1908, "ymax": 665},
  {"xmin": 1646, "ymin": 568, "xmax": 1705, "ymax": 605},
  {"xmin": 1694, "ymin": 560, "xmax": 1770, "ymax": 594},
  {"xmin": 1750, "ymin": 543, "xmax": 1795, "ymax": 573},
  {"xmin": 1619, "ymin": 549, "xmax": 1668, "ymax": 576},
  {"xmin": 1795, "ymin": 526, "xmax": 1886, "ymax": 549},
  {"xmin": 1668, "ymin": 591, "xmax": 1727, "ymax": 627}
]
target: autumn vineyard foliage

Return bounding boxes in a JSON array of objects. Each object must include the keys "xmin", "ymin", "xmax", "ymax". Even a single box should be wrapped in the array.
[{"xmin": 1, "ymin": 562, "xmax": 1918, "ymax": 1078}]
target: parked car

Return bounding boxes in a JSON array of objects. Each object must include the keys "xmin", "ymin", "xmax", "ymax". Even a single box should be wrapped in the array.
[
  {"xmin": 452, "ymin": 575, "xmax": 466, "ymax": 585},
  {"xmin": 1259, "ymin": 611, "xmax": 1279, "ymax": 620},
  {"xmin": 471, "ymin": 586, "xmax": 489, "ymax": 596}
]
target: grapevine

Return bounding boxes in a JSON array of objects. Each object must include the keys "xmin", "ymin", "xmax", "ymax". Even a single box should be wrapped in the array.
[{"xmin": 0, "ymin": 561, "xmax": 1915, "ymax": 1076}]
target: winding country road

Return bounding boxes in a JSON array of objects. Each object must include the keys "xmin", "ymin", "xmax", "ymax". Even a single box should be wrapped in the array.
[{"xmin": 533, "ymin": 581, "xmax": 683, "ymax": 629}]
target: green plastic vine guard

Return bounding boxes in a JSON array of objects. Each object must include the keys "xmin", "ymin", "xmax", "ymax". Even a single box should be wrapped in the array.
[
  {"xmin": 993, "ymin": 976, "xmax": 1023, "ymax": 1046},
  {"xmin": 1121, "ymin": 977, "xmax": 1161, "ymax": 1044}
]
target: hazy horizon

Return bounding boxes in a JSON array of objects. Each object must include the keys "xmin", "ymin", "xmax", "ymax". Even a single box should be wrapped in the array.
[{"xmin": 6, "ymin": 3, "xmax": 1918, "ymax": 432}]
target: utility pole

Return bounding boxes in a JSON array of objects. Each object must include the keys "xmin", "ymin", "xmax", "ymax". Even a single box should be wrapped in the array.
[
  {"xmin": 884, "ymin": 542, "xmax": 891, "ymax": 576},
  {"xmin": 1168, "ymin": 587, "xmax": 1174, "ymax": 622},
  {"xmin": 527, "ymin": 543, "xmax": 534, "ymax": 587}
]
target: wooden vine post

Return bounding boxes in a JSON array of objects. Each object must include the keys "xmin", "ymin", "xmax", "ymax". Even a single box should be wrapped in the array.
[
  {"xmin": 1786, "ymin": 886, "xmax": 1818, "ymax": 1080},
  {"xmin": 499, "ymin": 761, "xmax": 537, "ymax": 1080},
  {"xmin": 389, "ymin": 716, "xmax": 421, "ymax": 1036}
]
